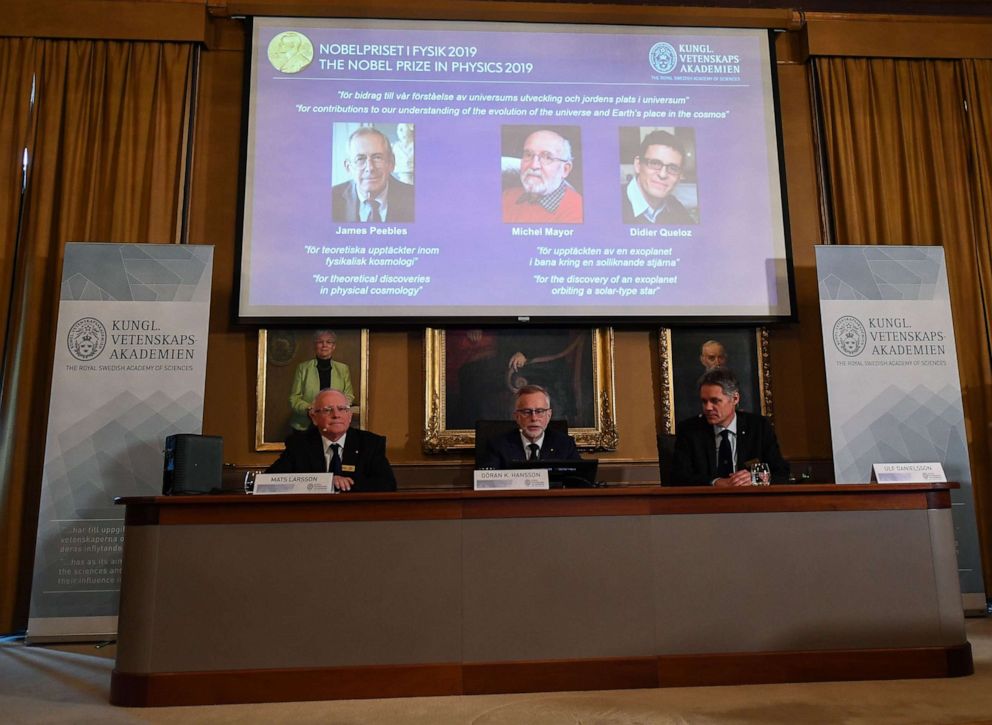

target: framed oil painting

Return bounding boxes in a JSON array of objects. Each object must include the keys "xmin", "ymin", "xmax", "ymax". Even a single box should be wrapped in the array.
[
  {"xmin": 256, "ymin": 328, "xmax": 369, "ymax": 451},
  {"xmin": 659, "ymin": 327, "xmax": 772, "ymax": 434},
  {"xmin": 424, "ymin": 327, "xmax": 618, "ymax": 452}
]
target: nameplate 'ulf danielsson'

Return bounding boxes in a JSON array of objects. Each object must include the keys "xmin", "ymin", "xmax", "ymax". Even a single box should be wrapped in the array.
[
  {"xmin": 252, "ymin": 473, "xmax": 337, "ymax": 495},
  {"xmin": 473, "ymin": 469, "xmax": 549, "ymax": 491},
  {"xmin": 871, "ymin": 462, "xmax": 946, "ymax": 484}
]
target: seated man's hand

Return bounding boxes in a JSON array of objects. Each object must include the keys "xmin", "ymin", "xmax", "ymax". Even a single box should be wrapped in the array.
[
  {"xmin": 714, "ymin": 469, "xmax": 753, "ymax": 488},
  {"xmin": 333, "ymin": 475, "xmax": 355, "ymax": 492}
]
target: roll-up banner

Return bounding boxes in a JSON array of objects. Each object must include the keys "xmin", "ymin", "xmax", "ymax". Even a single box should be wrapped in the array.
[
  {"xmin": 26, "ymin": 243, "xmax": 214, "ymax": 642},
  {"xmin": 816, "ymin": 245, "xmax": 985, "ymax": 612}
]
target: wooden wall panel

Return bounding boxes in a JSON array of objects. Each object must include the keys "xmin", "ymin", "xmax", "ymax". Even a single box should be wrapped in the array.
[
  {"xmin": 4, "ymin": 0, "xmax": 210, "ymax": 42},
  {"xmin": 769, "ymin": 62, "xmax": 832, "ymax": 461},
  {"xmin": 804, "ymin": 14, "xmax": 992, "ymax": 58}
]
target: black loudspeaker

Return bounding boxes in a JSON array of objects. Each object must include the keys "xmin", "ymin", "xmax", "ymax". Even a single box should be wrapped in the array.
[{"xmin": 162, "ymin": 434, "xmax": 223, "ymax": 495}]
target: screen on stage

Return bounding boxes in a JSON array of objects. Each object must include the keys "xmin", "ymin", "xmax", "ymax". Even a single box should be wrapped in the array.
[{"xmin": 238, "ymin": 18, "xmax": 793, "ymax": 322}]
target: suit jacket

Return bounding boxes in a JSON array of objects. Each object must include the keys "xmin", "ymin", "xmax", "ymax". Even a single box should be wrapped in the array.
[
  {"xmin": 288, "ymin": 358, "xmax": 354, "ymax": 431},
  {"xmin": 668, "ymin": 410, "xmax": 789, "ymax": 485},
  {"xmin": 267, "ymin": 426, "xmax": 397, "ymax": 492},
  {"xmin": 332, "ymin": 178, "xmax": 415, "ymax": 223},
  {"xmin": 479, "ymin": 427, "xmax": 580, "ymax": 469}
]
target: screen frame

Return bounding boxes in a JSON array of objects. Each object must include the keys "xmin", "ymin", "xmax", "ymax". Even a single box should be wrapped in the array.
[{"xmin": 233, "ymin": 17, "xmax": 796, "ymax": 327}]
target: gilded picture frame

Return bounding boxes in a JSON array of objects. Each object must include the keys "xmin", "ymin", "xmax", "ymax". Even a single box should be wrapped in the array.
[
  {"xmin": 659, "ymin": 327, "xmax": 772, "ymax": 435},
  {"xmin": 256, "ymin": 328, "xmax": 370, "ymax": 451},
  {"xmin": 424, "ymin": 327, "xmax": 619, "ymax": 453}
]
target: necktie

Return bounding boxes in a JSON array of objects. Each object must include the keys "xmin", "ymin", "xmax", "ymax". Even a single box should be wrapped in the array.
[
  {"xmin": 528, "ymin": 443, "xmax": 540, "ymax": 461},
  {"xmin": 329, "ymin": 443, "xmax": 342, "ymax": 475},
  {"xmin": 716, "ymin": 430, "xmax": 733, "ymax": 477},
  {"xmin": 367, "ymin": 199, "xmax": 381, "ymax": 223}
]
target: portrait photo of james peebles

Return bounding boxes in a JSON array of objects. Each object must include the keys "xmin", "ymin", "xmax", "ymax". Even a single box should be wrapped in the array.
[
  {"xmin": 500, "ymin": 125, "xmax": 584, "ymax": 224},
  {"xmin": 618, "ymin": 126, "xmax": 698, "ymax": 225},
  {"xmin": 331, "ymin": 122, "xmax": 415, "ymax": 223},
  {"xmin": 658, "ymin": 326, "xmax": 771, "ymax": 435},
  {"xmin": 256, "ymin": 328, "xmax": 369, "ymax": 451}
]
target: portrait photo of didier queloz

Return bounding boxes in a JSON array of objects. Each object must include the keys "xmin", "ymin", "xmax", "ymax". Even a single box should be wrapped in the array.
[
  {"xmin": 621, "ymin": 127, "xmax": 698, "ymax": 226},
  {"xmin": 332, "ymin": 124, "xmax": 415, "ymax": 224}
]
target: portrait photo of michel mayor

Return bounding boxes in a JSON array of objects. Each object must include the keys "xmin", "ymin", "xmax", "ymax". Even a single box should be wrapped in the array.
[
  {"xmin": 618, "ymin": 126, "xmax": 698, "ymax": 225},
  {"xmin": 500, "ymin": 125, "xmax": 584, "ymax": 224}
]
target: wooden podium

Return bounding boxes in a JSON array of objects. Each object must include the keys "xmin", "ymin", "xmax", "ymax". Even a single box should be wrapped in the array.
[{"xmin": 111, "ymin": 484, "xmax": 971, "ymax": 706}]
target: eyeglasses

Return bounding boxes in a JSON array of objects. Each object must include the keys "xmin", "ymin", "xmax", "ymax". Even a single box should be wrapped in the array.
[
  {"xmin": 515, "ymin": 407, "xmax": 551, "ymax": 417},
  {"xmin": 350, "ymin": 153, "xmax": 388, "ymax": 167},
  {"xmin": 521, "ymin": 150, "xmax": 568, "ymax": 166},
  {"xmin": 311, "ymin": 405, "xmax": 352, "ymax": 415},
  {"xmin": 640, "ymin": 158, "xmax": 683, "ymax": 175}
]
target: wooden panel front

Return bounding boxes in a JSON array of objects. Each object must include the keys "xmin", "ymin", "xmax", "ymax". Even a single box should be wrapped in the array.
[{"xmin": 112, "ymin": 484, "xmax": 968, "ymax": 706}]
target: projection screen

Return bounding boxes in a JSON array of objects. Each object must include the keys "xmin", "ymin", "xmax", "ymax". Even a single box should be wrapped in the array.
[{"xmin": 238, "ymin": 18, "xmax": 793, "ymax": 322}]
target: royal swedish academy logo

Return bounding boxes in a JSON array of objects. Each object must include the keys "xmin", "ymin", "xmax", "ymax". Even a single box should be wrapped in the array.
[
  {"xmin": 832, "ymin": 315, "xmax": 867, "ymax": 357},
  {"xmin": 67, "ymin": 317, "xmax": 107, "ymax": 361},
  {"xmin": 649, "ymin": 42, "xmax": 678, "ymax": 75}
]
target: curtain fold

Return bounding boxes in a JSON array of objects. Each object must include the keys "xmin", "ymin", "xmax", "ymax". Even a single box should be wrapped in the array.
[
  {"xmin": 961, "ymin": 59, "xmax": 992, "ymax": 575},
  {"xmin": 815, "ymin": 56, "xmax": 992, "ymax": 590},
  {"xmin": 0, "ymin": 36, "xmax": 42, "ymax": 636},
  {"xmin": 0, "ymin": 39, "xmax": 36, "ymax": 362},
  {"xmin": 0, "ymin": 38, "xmax": 193, "ymax": 633}
]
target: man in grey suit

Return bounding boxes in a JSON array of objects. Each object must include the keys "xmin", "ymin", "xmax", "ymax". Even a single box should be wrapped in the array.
[{"xmin": 332, "ymin": 127, "xmax": 415, "ymax": 223}]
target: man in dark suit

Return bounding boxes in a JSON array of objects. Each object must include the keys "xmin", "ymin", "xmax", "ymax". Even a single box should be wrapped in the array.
[
  {"xmin": 332, "ymin": 126, "xmax": 414, "ymax": 223},
  {"xmin": 479, "ymin": 384, "xmax": 580, "ymax": 469},
  {"xmin": 267, "ymin": 388, "xmax": 396, "ymax": 492},
  {"xmin": 668, "ymin": 367, "xmax": 789, "ymax": 486}
]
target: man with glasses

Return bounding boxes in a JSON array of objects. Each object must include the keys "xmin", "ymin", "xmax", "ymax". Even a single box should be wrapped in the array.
[
  {"xmin": 502, "ymin": 129, "xmax": 583, "ymax": 224},
  {"xmin": 479, "ymin": 384, "xmax": 579, "ymax": 468},
  {"xmin": 267, "ymin": 388, "xmax": 397, "ymax": 491},
  {"xmin": 622, "ymin": 129, "xmax": 695, "ymax": 225},
  {"xmin": 332, "ymin": 126, "xmax": 415, "ymax": 223}
]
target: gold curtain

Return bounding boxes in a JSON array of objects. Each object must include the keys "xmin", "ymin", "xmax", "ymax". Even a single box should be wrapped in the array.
[
  {"xmin": 815, "ymin": 56, "xmax": 992, "ymax": 591},
  {"xmin": 0, "ymin": 38, "xmax": 194, "ymax": 633}
]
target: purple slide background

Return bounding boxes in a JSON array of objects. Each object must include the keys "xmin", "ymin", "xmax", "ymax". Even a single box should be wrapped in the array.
[{"xmin": 241, "ymin": 20, "xmax": 789, "ymax": 318}]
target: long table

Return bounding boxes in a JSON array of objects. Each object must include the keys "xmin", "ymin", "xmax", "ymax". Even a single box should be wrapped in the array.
[{"xmin": 111, "ymin": 484, "xmax": 971, "ymax": 706}]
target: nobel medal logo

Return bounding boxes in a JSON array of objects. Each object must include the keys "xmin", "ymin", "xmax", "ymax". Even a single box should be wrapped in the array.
[
  {"xmin": 649, "ymin": 42, "xmax": 678, "ymax": 75},
  {"xmin": 267, "ymin": 31, "xmax": 315, "ymax": 74},
  {"xmin": 833, "ymin": 315, "xmax": 867, "ymax": 357},
  {"xmin": 67, "ymin": 317, "xmax": 107, "ymax": 361}
]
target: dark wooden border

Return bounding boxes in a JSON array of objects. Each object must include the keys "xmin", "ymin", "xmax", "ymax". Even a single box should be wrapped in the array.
[
  {"xmin": 111, "ymin": 643, "xmax": 973, "ymax": 707},
  {"xmin": 119, "ymin": 484, "xmax": 955, "ymax": 526},
  {"xmin": 111, "ymin": 663, "xmax": 463, "ymax": 707},
  {"xmin": 657, "ymin": 643, "xmax": 974, "ymax": 686}
]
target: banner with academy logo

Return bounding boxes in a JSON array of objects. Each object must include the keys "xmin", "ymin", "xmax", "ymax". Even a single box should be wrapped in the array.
[
  {"xmin": 816, "ymin": 245, "xmax": 985, "ymax": 609},
  {"xmin": 27, "ymin": 243, "xmax": 214, "ymax": 641}
]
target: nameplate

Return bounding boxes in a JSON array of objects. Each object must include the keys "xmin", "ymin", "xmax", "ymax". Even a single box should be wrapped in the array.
[
  {"xmin": 251, "ymin": 473, "xmax": 337, "ymax": 495},
  {"xmin": 870, "ymin": 462, "xmax": 946, "ymax": 484},
  {"xmin": 474, "ymin": 469, "xmax": 549, "ymax": 491}
]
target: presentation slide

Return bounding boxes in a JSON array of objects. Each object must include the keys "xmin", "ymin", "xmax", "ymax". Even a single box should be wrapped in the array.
[{"xmin": 239, "ymin": 18, "xmax": 792, "ymax": 322}]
